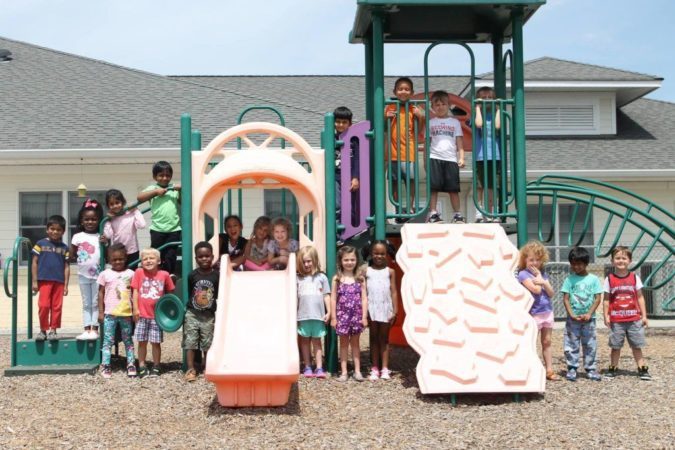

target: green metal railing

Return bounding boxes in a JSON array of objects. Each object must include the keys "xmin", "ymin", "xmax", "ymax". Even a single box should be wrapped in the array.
[{"xmin": 3, "ymin": 237, "xmax": 34, "ymax": 366}]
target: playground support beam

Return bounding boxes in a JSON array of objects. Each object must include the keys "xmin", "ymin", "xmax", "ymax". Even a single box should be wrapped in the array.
[
  {"xmin": 372, "ymin": 11, "xmax": 386, "ymax": 241},
  {"xmin": 323, "ymin": 113, "xmax": 339, "ymax": 373},
  {"xmin": 492, "ymin": 36, "xmax": 506, "ymax": 107},
  {"xmin": 511, "ymin": 8, "xmax": 528, "ymax": 247},
  {"xmin": 180, "ymin": 114, "xmax": 193, "ymax": 303}
]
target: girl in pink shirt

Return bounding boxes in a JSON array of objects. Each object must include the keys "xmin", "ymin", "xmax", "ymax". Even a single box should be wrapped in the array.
[{"xmin": 103, "ymin": 189, "xmax": 146, "ymax": 267}]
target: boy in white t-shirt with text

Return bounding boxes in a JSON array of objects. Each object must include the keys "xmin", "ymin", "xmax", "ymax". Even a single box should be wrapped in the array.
[{"xmin": 427, "ymin": 90, "xmax": 465, "ymax": 223}]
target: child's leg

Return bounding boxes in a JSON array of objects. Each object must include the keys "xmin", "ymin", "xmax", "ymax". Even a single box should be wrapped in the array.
[
  {"xmin": 37, "ymin": 281, "xmax": 52, "ymax": 332},
  {"xmin": 541, "ymin": 327, "xmax": 553, "ymax": 372},
  {"xmin": 151, "ymin": 343, "xmax": 162, "ymax": 366},
  {"xmin": 299, "ymin": 336, "xmax": 312, "ymax": 368},
  {"xmin": 50, "ymin": 282, "xmax": 65, "ymax": 331},
  {"xmin": 563, "ymin": 319, "xmax": 581, "ymax": 369},
  {"xmin": 429, "ymin": 191, "xmax": 439, "ymax": 214},
  {"xmin": 137, "ymin": 341, "xmax": 148, "ymax": 367},
  {"xmin": 350, "ymin": 334, "xmax": 362, "ymax": 374},
  {"xmin": 580, "ymin": 320, "xmax": 598, "ymax": 371},
  {"xmin": 338, "ymin": 335, "xmax": 349, "ymax": 375},
  {"xmin": 631, "ymin": 348, "xmax": 645, "ymax": 367},
  {"xmin": 378, "ymin": 322, "xmax": 392, "ymax": 370},
  {"xmin": 311, "ymin": 337, "xmax": 323, "ymax": 369},
  {"xmin": 119, "ymin": 317, "xmax": 135, "ymax": 366},
  {"xmin": 449, "ymin": 192, "xmax": 461, "ymax": 213},
  {"xmin": 610, "ymin": 349, "xmax": 621, "ymax": 367},
  {"xmin": 101, "ymin": 315, "xmax": 116, "ymax": 366},
  {"xmin": 186, "ymin": 349, "xmax": 196, "ymax": 371},
  {"xmin": 608, "ymin": 322, "xmax": 623, "ymax": 367},
  {"xmin": 78, "ymin": 276, "xmax": 96, "ymax": 331},
  {"xmin": 369, "ymin": 321, "xmax": 381, "ymax": 370}
]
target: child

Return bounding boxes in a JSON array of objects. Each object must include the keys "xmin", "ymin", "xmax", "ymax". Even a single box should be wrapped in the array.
[
  {"xmin": 137, "ymin": 161, "xmax": 181, "ymax": 276},
  {"xmin": 296, "ymin": 246, "xmax": 331, "ymax": 379},
  {"xmin": 333, "ymin": 106, "xmax": 360, "ymax": 219},
  {"xmin": 474, "ymin": 86, "xmax": 501, "ymax": 223},
  {"xmin": 70, "ymin": 198, "xmax": 106, "ymax": 341},
  {"xmin": 330, "ymin": 245, "xmax": 368, "ymax": 382},
  {"xmin": 385, "ymin": 77, "xmax": 425, "ymax": 219},
  {"xmin": 603, "ymin": 246, "xmax": 651, "ymax": 380},
  {"xmin": 97, "ymin": 244, "xmax": 136, "ymax": 378},
  {"xmin": 427, "ymin": 90, "xmax": 465, "ymax": 223},
  {"xmin": 31, "ymin": 215, "xmax": 70, "ymax": 341},
  {"xmin": 103, "ymin": 189, "xmax": 146, "ymax": 267},
  {"xmin": 517, "ymin": 241, "xmax": 557, "ymax": 380},
  {"xmin": 560, "ymin": 247, "xmax": 603, "ymax": 381},
  {"xmin": 365, "ymin": 240, "xmax": 398, "ymax": 381},
  {"xmin": 218, "ymin": 215, "xmax": 247, "ymax": 271},
  {"xmin": 131, "ymin": 247, "xmax": 175, "ymax": 377},
  {"xmin": 183, "ymin": 241, "xmax": 218, "ymax": 382},
  {"xmin": 267, "ymin": 217, "xmax": 299, "ymax": 270},
  {"xmin": 243, "ymin": 216, "xmax": 271, "ymax": 271}
]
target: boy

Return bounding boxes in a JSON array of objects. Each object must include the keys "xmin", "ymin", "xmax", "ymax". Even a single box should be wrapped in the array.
[
  {"xmin": 385, "ymin": 77, "xmax": 425, "ymax": 220},
  {"xmin": 474, "ymin": 86, "xmax": 501, "ymax": 223},
  {"xmin": 427, "ymin": 90, "xmax": 465, "ymax": 223},
  {"xmin": 31, "ymin": 215, "xmax": 70, "ymax": 341},
  {"xmin": 132, "ymin": 247, "xmax": 175, "ymax": 377},
  {"xmin": 137, "ymin": 161, "xmax": 181, "ymax": 276},
  {"xmin": 183, "ymin": 241, "xmax": 219, "ymax": 382},
  {"xmin": 603, "ymin": 246, "xmax": 651, "ymax": 380},
  {"xmin": 333, "ymin": 106, "xmax": 360, "ymax": 219},
  {"xmin": 560, "ymin": 247, "xmax": 603, "ymax": 381}
]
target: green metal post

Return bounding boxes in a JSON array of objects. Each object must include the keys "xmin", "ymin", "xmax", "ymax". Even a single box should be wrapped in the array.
[
  {"xmin": 323, "ymin": 113, "xmax": 339, "ymax": 374},
  {"xmin": 492, "ymin": 36, "xmax": 506, "ymax": 100},
  {"xmin": 512, "ymin": 9, "xmax": 528, "ymax": 247},
  {"xmin": 364, "ymin": 36, "xmax": 374, "ymax": 125},
  {"xmin": 180, "ymin": 115, "xmax": 193, "ymax": 305},
  {"xmin": 11, "ymin": 255, "xmax": 18, "ymax": 366},
  {"xmin": 372, "ymin": 11, "xmax": 386, "ymax": 240}
]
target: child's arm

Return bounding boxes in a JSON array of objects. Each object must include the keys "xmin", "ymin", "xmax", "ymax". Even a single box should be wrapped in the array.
[
  {"xmin": 360, "ymin": 281, "xmax": 368, "ymax": 327},
  {"xmin": 495, "ymin": 107, "xmax": 501, "ymax": 130},
  {"xmin": 456, "ymin": 134, "xmax": 465, "ymax": 168},
  {"xmin": 389, "ymin": 267, "xmax": 398, "ymax": 323},
  {"xmin": 63, "ymin": 261, "xmax": 69, "ymax": 296},
  {"xmin": 521, "ymin": 276, "xmax": 543, "ymax": 295},
  {"xmin": 637, "ymin": 289, "xmax": 649, "ymax": 327},
  {"xmin": 69, "ymin": 244, "xmax": 78, "ymax": 264},
  {"xmin": 230, "ymin": 253, "xmax": 246, "ymax": 269},
  {"xmin": 584, "ymin": 293, "xmax": 603, "ymax": 322},
  {"xmin": 132, "ymin": 289, "xmax": 140, "ymax": 323},
  {"xmin": 540, "ymin": 275, "xmax": 555, "ymax": 298},
  {"xmin": 133, "ymin": 209, "xmax": 147, "ymax": 230},
  {"xmin": 602, "ymin": 292, "xmax": 610, "ymax": 327},
  {"xmin": 330, "ymin": 277, "xmax": 338, "ymax": 328},
  {"xmin": 562, "ymin": 293, "xmax": 577, "ymax": 321},
  {"xmin": 137, "ymin": 186, "xmax": 167, "ymax": 203},
  {"xmin": 474, "ymin": 103, "xmax": 483, "ymax": 128},
  {"xmin": 97, "ymin": 284, "xmax": 106, "ymax": 323},
  {"xmin": 323, "ymin": 293, "xmax": 331, "ymax": 323},
  {"xmin": 31, "ymin": 255, "xmax": 39, "ymax": 293}
]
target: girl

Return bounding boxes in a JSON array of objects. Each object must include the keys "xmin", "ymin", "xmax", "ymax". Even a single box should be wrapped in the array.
[
  {"xmin": 296, "ymin": 246, "xmax": 331, "ymax": 378},
  {"xmin": 97, "ymin": 243, "xmax": 136, "ymax": 378},
  {"xmin": 218, "ymin": 215, "xmax": 248, "ymax": 270},
  {"xmin": 70, "ymin": 198, "xmax": 106, "ymax": 341},
  {"xmin": 244, "ymin": 216, "xmax": 272, "ymax": 271},
  {"xmin": 330, "ymin": 245, "xmax": 368, "ymax": 382},
  {"xmin": 517, "ymin": 240, "xmax": 558, "ymax": 381},
  {"xmin": 365, "ymin": 240, "xmax": 398, "ymax": 381},
  {"xmin": 267, "ymin": 217, "xmax": 299, "ymax": 270},
  {"xmin": 103, "ymin": 189, "xmax": 146, "ymax": 267}
]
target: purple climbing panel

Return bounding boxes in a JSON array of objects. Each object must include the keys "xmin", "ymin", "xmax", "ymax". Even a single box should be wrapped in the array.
[{"xmin": 339, "ymin": 120, "xmax": 370, "ymax": 240}]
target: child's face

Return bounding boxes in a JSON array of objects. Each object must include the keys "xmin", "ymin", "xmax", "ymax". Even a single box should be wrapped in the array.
[
  {"xmin": 46, "ymin": 223, "xmax": 65, "ymax": 242},
  {"xmin": 612, "ymin": 251, "xmax": 631, "ymax": 271},
  {"xmin": 225, "ymin": 219, "xmax": 242, "ymax": 241},
  {"xmin": 107, "ymin": 198, "xmax": 125, "ymax": 215},
  {"xmin": 570, "ymin": 260, "xmax": 588, "ymax": 276},
  {"xmin": 340, "ymin": 252, "xmax": 358, "ymax": 273},
  {"xmin": 525, "ymin": 254, "xmax": 542, "ymax": 270},
  {"xmin": 334, "ymin": 118, "xmax": 351, "ymax": 134},
  {"xmin": 154, "ymin": 169, "xmax": 173, "ymax": 188},
  {"xmin": 81, "ymin": 210, "xmax": 100, "ymax": 233},
  {"xmin": 477, "ymin": 89, "xmax": 495, "ymax": 100},
  {"xmin": 273, "ymin": 225, "xmax": 288, "ymax": 243},
  {"xmin": 141, "ymin": 253, "xmax": 159, "ymax": 271},
  {"xmin": 254, "ymin": 224, "xmax": 269, "ymax": 240},
  {"xmin": 109, "ymin": 250, "xmax": 127, "ymax": 272},
  {"xmin": 371, "ymin": 244, "xmax": 388, "ymax": 268},
  {"xmin": 195, "ymin": 247, "xmax": 214, "ymax": 271},
  {"xmin": 432, "ymin": 97, "xmax": 450, "ymax": 117},
  {"xmin": 301, "ymin": 254, "xmax": 315, "ymax": 274},
  {"xmin": 394, "ymin": 81, "xmax": 413, "ymax": 102}
]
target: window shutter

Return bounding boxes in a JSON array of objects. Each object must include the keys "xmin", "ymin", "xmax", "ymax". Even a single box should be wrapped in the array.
[{"xmin": 526, "ymin": 105, "xmax": 595, "ymax": 134}]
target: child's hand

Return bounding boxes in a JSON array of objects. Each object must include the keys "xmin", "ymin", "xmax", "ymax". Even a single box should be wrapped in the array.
[
  {"xmin": 32, "ymin": 281, "xmax": 38, "ymax": 294},
  {"xmin": 133, "ymin": 312, "xmax": 140, "ymax": 323},
  {"xmin": 603, "ymin": 315, "xmax": 610, "ymax": 327},
  {"xmin": 385, "ymin": 109, "xmax": 396, "ymax": 119},
  {"xmin": 156, "ymin": 187, "xmax": 168, "ymax": 196},
  {"xmin": 527, "ymin": 265, "xmax": 541, "ymax": 278},
  {"xmin": 99, "ymin": 235, "xmax": 108, "ymax": 245},
  {"xmin": 458, "ymin": 157, "xmax": 465, "ymax": 168},
  {"xmin": 330, "ymin": 317, "xmax": 337, "ymax": 328},
  {"xmin": 361, "ymin": 316, "xmax": 368, "ymax": 327},
  {"xmin": 350, "ymin": 178, "xmax": 360, "ymax": 192},
  {"xmin": 173, "ymin": 183, "xmax": 181, "ymax": 191},
  {"xmin": 98, "ymin": 312, "xmax": 104, "ymax": 323},
  {"xmin": 323, "ymin": 313, "xmax": 330, "ymax": 323},
  {"xmin": 63, "ymin": 286, "xmax": 68, "ymax": 296},
  {"xmin": 579, "ymin": 313, "xmax": 590, "ymax": 322},
  {"xmin": 388, "ymin": 311, "xmax": 397, "ymax": 324},
  {"xmin": 642, "ymin": 316, "xmax": 649, "ymax": 328}
]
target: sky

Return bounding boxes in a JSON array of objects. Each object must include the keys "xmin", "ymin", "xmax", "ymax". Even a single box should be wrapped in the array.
[{"xmin": 2, "ymin": 0, "xmax": 673, "ymax": 102}]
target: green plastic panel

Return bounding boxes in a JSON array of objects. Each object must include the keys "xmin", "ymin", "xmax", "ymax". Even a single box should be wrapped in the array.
[{"xmin": 13, "ymin": 338, "xmax": 101, "ymax": 367}]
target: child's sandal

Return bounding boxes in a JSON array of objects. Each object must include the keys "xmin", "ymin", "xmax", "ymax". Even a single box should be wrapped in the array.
[{"xmin": 546, "ymin": 370, "xmax": 560, "ymax": 381}]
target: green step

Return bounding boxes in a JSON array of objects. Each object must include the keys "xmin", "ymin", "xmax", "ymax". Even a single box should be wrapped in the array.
[
  {"xmin": 5, "ymin": 363, "xmax": 99, "ymax": 376},
  {"xmin": 12, "ymin": 337, "xmax": 101, "ymax": 368}
]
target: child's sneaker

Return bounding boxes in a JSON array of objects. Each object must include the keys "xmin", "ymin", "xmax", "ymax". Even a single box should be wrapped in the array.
[
  {"xmin": 47, "ymin": 330, "xmax": 58, "ymax": 341},
  {"xmin": 587, "ymin": 370, "xmax": 602, "ymax": 381},
  {"xmin": 475, "ymin": 211, "xmax": 484, "ymax": 223},
  {"xmin": 302, "ymin": 366, "xmax": 314, "ymax": 378},
  {"xmin": 87, "ymin": 330, "xmax": 99, "ymax": 340},
  {"xmin": 314, "ymin": 368, "xmax": 327, "ymax": 379},
  {"xmin": 100, "ymin": 365, "xmax": 112, "ymax": 379},
  {"xmin": 35, "ymin": 331, "xmax": 47, "ymax": 342},
  {"xmin": 427, "ymin": 211, "xmax": 442, "ymax": 223},
  {"xmin": 352, "ymin": 372, "xmax": 364, "ymax": 382},
  {"xmin": 75, "ymin": 331, "xmax": 90, "ymax": 341},
  {"xmin": 148, "ymin": 367, "xmax": 160, "ymax": 378},
  {"xmin": 566, "ymin": 368, "xmax": 577, "ymax": 382},
  {"xmin": 638, "ymin": 366, "xmax": 652, "ymax": 381},
  {"xmin": 127, "ymin": 364, "xmax": 137, "ymax": 378},
  {"xmin": 184, "ymin": 368, "xmax": 197, "ymax": 382},
  {"xmin": 380, "ymin": 368, "xmax": 391, "ymax": 380},
  {"xmin": 368, "ymin": 368, "xmax": 380, "ymax": 381},
  {"xmin": 452, "ymin": 213, "xmax": 466, "ymax": 224},
  {"xmin": 604, "ymin": 366, "xmax": 618, "ymax": 378},
  {"xmin": 137, "ymin": 366, "xmax": 148, "ymax": 378}
]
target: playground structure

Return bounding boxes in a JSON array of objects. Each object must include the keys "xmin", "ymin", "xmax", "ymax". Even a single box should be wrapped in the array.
[{"xmin": 2, "ymin": 1, "xmax": 673, "ymax": 405}]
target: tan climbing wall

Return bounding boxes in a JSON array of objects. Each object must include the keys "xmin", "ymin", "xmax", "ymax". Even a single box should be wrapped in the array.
[{"xmin": 396, "ymin": 224, "xmax": 546, "ymax": 394}]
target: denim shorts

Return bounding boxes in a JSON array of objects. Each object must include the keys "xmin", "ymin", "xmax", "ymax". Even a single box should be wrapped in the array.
[{"xmin": 609, "ymin": 320, "xmax": 646, "ymax": 349}]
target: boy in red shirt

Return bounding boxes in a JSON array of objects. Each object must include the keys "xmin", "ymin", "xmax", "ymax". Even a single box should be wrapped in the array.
[{"xmin": 602, "ymin": 246, "xmax": 650, "ymax": 380}]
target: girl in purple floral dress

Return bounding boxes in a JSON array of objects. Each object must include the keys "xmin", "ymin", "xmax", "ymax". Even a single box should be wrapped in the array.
[{"xmin": 330, "ymin": 246, "xmax": 368, "ymax": 382}]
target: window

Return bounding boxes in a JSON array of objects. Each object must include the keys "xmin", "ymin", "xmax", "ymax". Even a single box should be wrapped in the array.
[
  {"xmin": 527, "ymin": 203, "xmax": 595, "ymax": 262},
  {"xmin": 19, "ymin": 192, "xmax": 63, "ymax": 262}
]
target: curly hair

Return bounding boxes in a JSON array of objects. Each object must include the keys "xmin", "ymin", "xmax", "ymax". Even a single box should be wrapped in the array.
[{"xmin": 517, "ymin": 240, "xmax": 549, "ymax": 270}]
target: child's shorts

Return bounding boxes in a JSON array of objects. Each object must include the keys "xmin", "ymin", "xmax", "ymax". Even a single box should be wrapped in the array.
[
  {"xmin": 182, "ymin": 309, "xmax": 215, "ymax": 351},
  {"xmin": 609, "ymin": 320, "xmax": 646, "ymax": 349},
  {"xmin": 429, "ymin": 158, "xmax": 460, "ymax": 193},
  {"xmin": 134, "ymin": 317, "xmax": 163, "ymax": 344},
  {"xmin": 476, "ymin": 160, "xmax": 501, "ymax": 189},
  {"xmin": 532, "ymin": 310, "xmax": 554, "ymax": 330},
  {"xmin": 297, "ymin": 320, "xmax": 327, "ymax": 338},
  {"xmin": 390, "ymin": 161, "xmax": 415, "ymax": 181}
]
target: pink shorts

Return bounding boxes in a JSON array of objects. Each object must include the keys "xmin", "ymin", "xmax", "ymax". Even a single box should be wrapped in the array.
[{"xmin": 532, "ymin": 311, "xmax": 554, "ymax": 330}]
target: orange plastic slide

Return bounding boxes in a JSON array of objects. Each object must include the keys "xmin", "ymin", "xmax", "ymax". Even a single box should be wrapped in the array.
[{"xmin": 205, "ymin": 254, "xmax": 299, "ymax": 407}]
